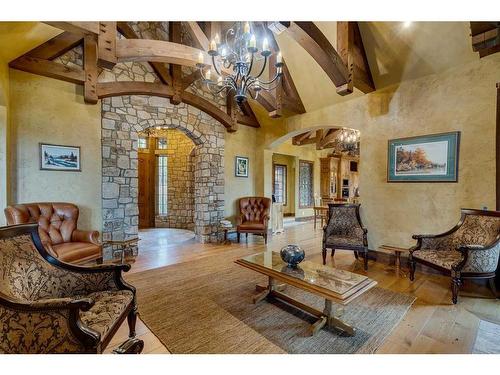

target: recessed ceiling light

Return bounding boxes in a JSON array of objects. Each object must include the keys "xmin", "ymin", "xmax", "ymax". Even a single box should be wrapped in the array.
[{"xmin": 402, "ymin": 21, "xmax": 412, "ymax": 28}]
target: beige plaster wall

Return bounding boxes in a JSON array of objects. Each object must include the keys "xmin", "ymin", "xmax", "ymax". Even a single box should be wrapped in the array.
[
  {"xmin": 286, "ymin": 54, "xmax": 500, "ymax": 250},
  {"xmin": 224, "ymin": 124, "xmax": 258, "ymax": 222},
  {"xmin": 9, "ymin": 70, "xmax": 102, "ymax": 230},
  {"xmin": 0, "ymin": 63, "xmax": 9, "ymax": 226}
]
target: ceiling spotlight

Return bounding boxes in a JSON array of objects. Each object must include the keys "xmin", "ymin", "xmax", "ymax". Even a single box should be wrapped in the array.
[{"xmin": 402, "ymin": 21, "xmax": 412, "ymax": 28}]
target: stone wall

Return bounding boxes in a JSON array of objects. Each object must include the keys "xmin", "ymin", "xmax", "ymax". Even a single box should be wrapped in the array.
[
  {"xmin": 151, "ymin": 129, "xmax": 195, "ymax": 230},
  {"xmin": 101, "ymin": 95, "xmax": 225, "ymax": 255}
]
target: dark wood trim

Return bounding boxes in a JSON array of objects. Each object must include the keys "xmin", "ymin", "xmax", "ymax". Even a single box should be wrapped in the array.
[
  {"xmin": 169, "ymin": 21, "xmax": 183, "ymax": 105},
  {"xmin": 44, "ymin": 22, "xmax": 99, "ymax": 35},
  {"xmin": 497, "ymin": 82, "xmax": 500, "ymax": 210}
]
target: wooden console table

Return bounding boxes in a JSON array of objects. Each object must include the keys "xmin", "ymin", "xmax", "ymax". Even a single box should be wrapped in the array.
[{"xmin": 379, "ymin": 244, "xmax": 411, "ymax": 277}]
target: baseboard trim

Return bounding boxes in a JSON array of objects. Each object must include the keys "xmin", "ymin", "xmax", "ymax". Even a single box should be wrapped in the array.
[{"xmin": 294, "ymin": 216, "xmax": 314, "ymax": 222}]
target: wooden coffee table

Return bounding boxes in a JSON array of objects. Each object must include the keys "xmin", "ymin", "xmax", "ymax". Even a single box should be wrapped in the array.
[{"xmin": 235, "ymin": 252, "xmax": 377, "ymax": 336}]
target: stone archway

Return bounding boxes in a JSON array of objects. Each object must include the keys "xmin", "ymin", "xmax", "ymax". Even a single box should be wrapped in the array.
[{"xmin": 101, "ymin": 95, "xmax": 225, "ymax": 255}]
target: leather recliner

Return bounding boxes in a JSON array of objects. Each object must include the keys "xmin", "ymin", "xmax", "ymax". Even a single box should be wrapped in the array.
[
  {"xmin": 236, "ymin": 197, "xmax": 271, "ymax": 244},
  {"xmin": 4, "ymin": 202, "xmax": 102, "ymax": 264}
]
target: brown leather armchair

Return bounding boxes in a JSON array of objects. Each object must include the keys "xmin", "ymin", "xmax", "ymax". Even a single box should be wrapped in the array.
[
  {"xmin": 0, "ymin": 223, "xmax": 143, "ymax": 353},
  {"xmin": 4, "ymin": 202, "xmax": 102, "ymax": 264},
  {"xmin": 236, "ymin": 197, "xmax": 271, "ymax": 244}
]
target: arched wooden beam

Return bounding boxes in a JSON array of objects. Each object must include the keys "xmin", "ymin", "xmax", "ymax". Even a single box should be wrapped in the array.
[
  {"xmin": 96, "ymin": 81, "xmax": 236, "ymax": 132},
  {"xmin": 115, "ymin": 39, "xmax": 210, "ymax": 66}
]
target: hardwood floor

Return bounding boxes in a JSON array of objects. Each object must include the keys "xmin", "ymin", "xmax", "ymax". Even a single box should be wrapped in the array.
[{"xmin": 110, "ymin": 221, "xmax": 500, "ymax": 354}]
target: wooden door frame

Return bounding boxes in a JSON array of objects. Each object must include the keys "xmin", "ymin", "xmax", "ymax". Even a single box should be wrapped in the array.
[
  {"xmin": 496, "ymin": 82, "xmax": 500, "ymax": 210},
  {"xmin": 272, "ymin": 163, "xmax": 288, "ymax": 206}
]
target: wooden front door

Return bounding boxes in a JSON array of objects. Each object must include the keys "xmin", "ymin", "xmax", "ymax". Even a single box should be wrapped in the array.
[{"xmin": 138, "ymin": 152, "xmax": 155, "ymax": 228}]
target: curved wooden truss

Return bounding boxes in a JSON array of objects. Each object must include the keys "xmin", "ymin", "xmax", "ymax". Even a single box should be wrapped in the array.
[{"xmin": 8, "ymin": 21, "xmax": 312, "ymax": 132}]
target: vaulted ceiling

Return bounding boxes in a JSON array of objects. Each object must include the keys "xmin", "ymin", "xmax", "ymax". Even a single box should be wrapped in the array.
[{"xmin": 1, "ymin": 21, "xmax": 493, "ymax": 117}]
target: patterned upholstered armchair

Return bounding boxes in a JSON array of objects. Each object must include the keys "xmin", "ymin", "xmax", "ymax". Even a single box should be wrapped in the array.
[
  {"xmin": 0, "ymin": 224, "xmax": 143, "ymax": 354},
  {"xmin": 322, "ymin": 204, "xmax": 368, "ymax": 270},
  {"xmin": 409, "ymin": 209, "xmax": 500, "ymax": 304}
]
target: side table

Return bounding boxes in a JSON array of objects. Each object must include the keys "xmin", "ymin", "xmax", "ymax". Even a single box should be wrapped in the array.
[
  {"xmin": 220, "ymin": 226, "xmax": 233, "ymax": 245},
  {"xmin": 379, "ymin": 244, "xmax": 411, "ymax": 277},
  {"xmin": 103, "ymin": 238, "xmax": 140, "ymax": 264}
]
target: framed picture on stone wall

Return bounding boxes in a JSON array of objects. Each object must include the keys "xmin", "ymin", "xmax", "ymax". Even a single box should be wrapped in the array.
[
  {"xmin": 39, "ymin": 143, "xmax": 81, "ymax": 172},
  {"xmin": 387, "ymin": 131, "xmax": 460, "ymax": 182},
  {"xmin": 235, "ymin": 156, "xmax": 249, "ymax": 177}
]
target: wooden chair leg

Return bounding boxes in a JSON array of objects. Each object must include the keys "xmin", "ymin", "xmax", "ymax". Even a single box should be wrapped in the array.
[
  {"xmin": 363, "ymin": 250, "xmax": 368, "ymax": 271},
  {"xmin": 354, "ymin": 251, "xmax": 359, "ymax": 259},
  {"xmin": 409, "ymin": 259, "xmax": 416, "ymax": 281},
  {"xmin": 246, "ymin": 233, "xmax": 248, "ymax": 242},
  {"xmin": 113, "ymin": 338, "xmax": 144, "ymax": 354},
  {"xmin": 264, "ymin": 232, "xmax": 268, "ymax": 244},
  {"xmin": 452, "ymin": 277, "xmax": 461, "ymax": 304},
  {"xmin": 322, "ymin": 247, "xmax": 327, "ymax": 265},
  {"xmin": 237, "ymin": 232, "xmax": 240, "ymax": 243},
  {"xmin": 331, "ymin": 249, "xmax": 335, "ymax": 257},
  {"xmin": 127, "ymin": 305, "xmax": 138, "ymax": 338}
]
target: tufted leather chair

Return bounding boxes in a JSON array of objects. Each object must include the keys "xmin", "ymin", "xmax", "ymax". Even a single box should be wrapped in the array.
[
  {"xmin": 4, "ymin": 202, "xmax": 102, "ymax": 264},
  {"xmin": 236, "ymin": 197, "xmax": 271, "ymax": 244}
]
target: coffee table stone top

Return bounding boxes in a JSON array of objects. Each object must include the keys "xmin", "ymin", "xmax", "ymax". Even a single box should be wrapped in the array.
[{"xmin": 236, "ymin": 251, "xmax": 376, "ymax": 303}]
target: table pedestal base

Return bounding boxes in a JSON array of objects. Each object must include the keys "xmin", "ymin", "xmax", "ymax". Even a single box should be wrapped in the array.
[{"xmin": 252, "ymin": 277, "xmax": 356, "ymax": 337}]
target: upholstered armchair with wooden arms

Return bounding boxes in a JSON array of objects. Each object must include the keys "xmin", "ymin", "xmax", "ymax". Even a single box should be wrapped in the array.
[
  {"xmin": 322, "ymin": 204, "xmax": 369, "ymax": 270},
  {"xmin": 236, "ymin": 197, "xmax": 271, "ymax": 244},
  {"xmin": 0, "ymin": 224, "xmax": 143, "ymax": 354},
  {"xmin": 4, "ymin": 202, "xmax": 102, "ymax": 264},
  {"xmin": 409, "ymin": 208, "xmax": 500, "ymax": 304}
]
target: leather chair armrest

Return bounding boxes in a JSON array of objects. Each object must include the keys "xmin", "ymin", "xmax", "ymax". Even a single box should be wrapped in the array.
[
  {"xmin": 72, "ymin": 229, "xmax": 100, "ymax": 245},
  {"xmin": 236, "ymin": 214, "xmax": 245, "ymax": 226}
]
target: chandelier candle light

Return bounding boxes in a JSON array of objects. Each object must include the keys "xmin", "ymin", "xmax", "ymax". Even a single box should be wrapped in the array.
[{"xmin": 196, "ymin": 22, "xmax": 283, "ymax": 104}]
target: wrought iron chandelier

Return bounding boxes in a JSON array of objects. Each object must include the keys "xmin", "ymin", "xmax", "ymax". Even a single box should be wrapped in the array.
[
  {"xmin": 337, "ymin": 128, "xmax": 360, "ymax": 153},
  {"xmin": 196, "ymin": 22, "xmax": 283, "ymax": 104}
]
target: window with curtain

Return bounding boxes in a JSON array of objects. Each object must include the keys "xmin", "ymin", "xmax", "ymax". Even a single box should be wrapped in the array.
[
  {"xmin": 156, "ymin": 155, "xmax": 168, "ymax": 215},
  {"xmin": 299, "ymin": 160, "xmax": 314, "ymax": 208},
  {"xmin": 273, "ymin": 164, "xmax": 287, "ymax": 205}
]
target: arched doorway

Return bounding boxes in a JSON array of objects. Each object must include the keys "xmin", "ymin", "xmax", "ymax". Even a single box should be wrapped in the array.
[{"xmin": 101, "ymin": 95, "xmax": 225, "ymax": 255}]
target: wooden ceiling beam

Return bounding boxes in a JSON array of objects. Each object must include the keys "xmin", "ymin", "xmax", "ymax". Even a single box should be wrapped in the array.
[
  {"xmin": 237, "ymin": 100, "xmax": 260, "ymax": 128},
  {"xmin": 292, "ymin": 131, "xmax": 315, "ymax": 145},
  {"xmin": 21, "ymin": 31, "xmax": 83, "ymax": 60},
  {"xmin": 470, "ymin": 22, "xmax": 500, "ymax": 58},
  {"xmin": 275, "ymin": 21, "xmax": 350, "ymax": 95},
  {"xmin": 83, "ymin": 35, "xmax": 98, "ymax": 104},
  {"xmin": 9, "ymin": 56, "xmax": 85, "ymax": 85},
  {"xmin": 45, "ymin": 22, "xmax": 99, "ymax": 36},
  {"xmin": 337, "ymin": 22, "xmax": 375, "ymax": 94},
  {"xmin": 317, "ymin": 128, "xmax": 339, "ymax": 149},
  {"xmin": 181, "ymin": 91, "xmax": 236, "ymax": 132},
  {"xmin": 169, "ymin": 22, "xmax": 183, "ymax": 105},
  {"xmin": 97, "ymin": 22, "xmax": 117, "ymax": 69},
  {"xmin": 115, "ymin": 39, "xmax": 210, "ymax": 66},
  {"xmin": 97, "ymin": 81, "xmax": 174, "ymax": 98},
  {"xmin": 184, "ymin": 21, "xmax": 209, "ymax": 51},
  {"xmin": 116, "ymin": 22, "xmax": 173, "ymax": 85},
  {"xmin": 182, "ymin": 70, "xmax": 201, "ymax": 90}
]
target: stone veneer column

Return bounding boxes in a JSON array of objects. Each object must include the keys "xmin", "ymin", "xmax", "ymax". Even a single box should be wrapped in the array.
[{"xmin": 101, "ymin": 95, "xmax": 225, "ymax": 258}]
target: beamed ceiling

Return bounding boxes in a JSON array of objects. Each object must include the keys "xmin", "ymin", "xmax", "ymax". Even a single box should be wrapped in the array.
[{"xmin": 4, "ymin": 21, "xmax": 499, "ymax": 131}]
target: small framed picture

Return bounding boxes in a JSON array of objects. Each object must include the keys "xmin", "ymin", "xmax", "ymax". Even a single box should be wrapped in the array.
[
  {"xmin": 235, "ymin": 156, "xmax": 249, "ymax": 177},
  {"xmin": 40, "ymin": 143, "xmax": 81, "ymax": 172}
]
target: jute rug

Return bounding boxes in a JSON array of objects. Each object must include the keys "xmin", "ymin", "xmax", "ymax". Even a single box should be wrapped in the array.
[{"xmin": 127, "ymin": 248, "xmax": 416, "ymax": 354}]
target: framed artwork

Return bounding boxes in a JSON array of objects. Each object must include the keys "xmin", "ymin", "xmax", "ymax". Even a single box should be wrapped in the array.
[
  {"xmin": 235, "ymin": 156, "xmax": 249, "ymax": 177},
  {"xmin": 387, "ymin": 131, "xmax": 460, "ymax": 182},
  {"xmin": 39, "ymin": 143, "xmax": 81, "ymax": 172}
]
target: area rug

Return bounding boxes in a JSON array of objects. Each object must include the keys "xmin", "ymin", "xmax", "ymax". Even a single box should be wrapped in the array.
[{"xmin": 127, "ymin": 248, "xmax": 416, "ymax": 354}]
